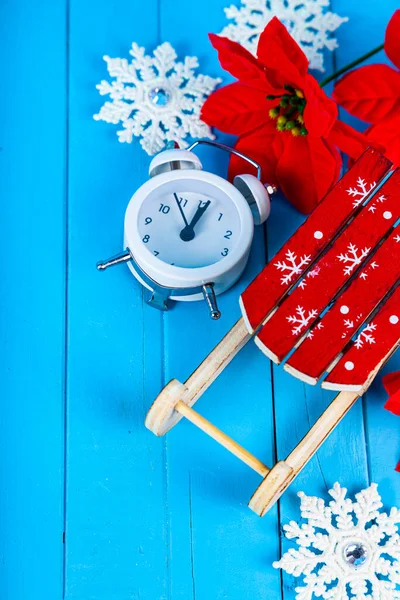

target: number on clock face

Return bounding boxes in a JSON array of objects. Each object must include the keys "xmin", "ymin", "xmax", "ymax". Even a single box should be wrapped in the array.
[{"xmin": 138, "ymin": 191, "xmax": 241, "ymax": 268}]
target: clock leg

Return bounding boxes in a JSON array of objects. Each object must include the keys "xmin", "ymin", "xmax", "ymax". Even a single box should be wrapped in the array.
[
  {"xmin": 97, "ymin": 250, "xmax": 131, "ymax": 270},
  {"xmin": 146, "ymin": 288, "xmax": 169, "ymax": 311},
  {"xmin": 202, "ymin": 283, "xmax": 221, "ymax": 320}
]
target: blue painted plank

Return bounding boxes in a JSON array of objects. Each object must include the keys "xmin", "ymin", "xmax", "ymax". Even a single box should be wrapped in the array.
[
  {"xmin": 267, "ymin": 4, "xmax": 368, "ymax": 594},
  {"xmin": 160, "ymin": 2, "xmax": 282, "ymax": 598},
  {"xmin": 273, "ymin": 2, "xmax": 400, "ymax": 597},
  {"xmin": 333, "ymin": 0, "xmax": 400, "ymax": 510},
  {"xmin": 267, "ymin": 201, "xmax": 370, "ymax": 600},
  {"xmin": 364, "ymin": 358, "xmax": 400, "ymax": 508},
  {"xmin": 65, "ymin": 1, "xmax": 169, "ymax": 598},
  {"xmin": 2, "ymin": 0, "xmax": 396, "ymax": 598},
  {"xmin": 335, "ymin": 0, "xmax": 397, "ymax": 66},
  {"xmin": 0, "ymin": 1, "xmax": 67, "ymax": 598},
  {"xmin": 162, "ymin": 232, "xmax": 281, "ymax": 599},
  {"xmin": 267, "ymin": 23, "xmax": 344, "ymax": 596}
]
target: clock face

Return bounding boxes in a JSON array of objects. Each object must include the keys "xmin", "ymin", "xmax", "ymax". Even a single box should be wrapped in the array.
[{"xmin": 137, "ymin": 190, "xmax": 241, "ymax": 268}]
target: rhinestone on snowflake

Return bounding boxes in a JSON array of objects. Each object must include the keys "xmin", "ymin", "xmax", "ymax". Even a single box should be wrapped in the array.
[
  {"xmin": 94, "ymin": 42, "xmax": 221, "ymax": 155},
  {"xmin": 219, "ymin": 0, "xmax": 348, "ymax": 72},
  {"xmin": 148, "ymin": 87, "xmax": 171, "ymax": 106},
  {"xmin": 343, "ymin": 542, "xmax": 368, "ymax": 567},
  {"xmin": 274, "ymin": 482, "xmax": 400, "ymax": 600}
]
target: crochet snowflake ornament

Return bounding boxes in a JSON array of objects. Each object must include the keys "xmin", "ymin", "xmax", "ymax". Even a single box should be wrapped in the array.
[
  {"xmin": 94, "ymin": 42, "xmax": 221, "ymax": 155},
  {"xmin": 274, "ymin": 483, "xmax": 400, "ymax": 599},
  {"xmin": 219, "ymin": 0, "xmax": 348, "ymax": 72}
]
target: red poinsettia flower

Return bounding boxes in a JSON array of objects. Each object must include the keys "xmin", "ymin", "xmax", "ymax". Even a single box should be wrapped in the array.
[
  {"xmin": 333, "ymin": 10, "xmax": 400, "ymax": 166},
  {"xmin": 201, "ymin": 17, "xmax": 370, "ymax": 214}
]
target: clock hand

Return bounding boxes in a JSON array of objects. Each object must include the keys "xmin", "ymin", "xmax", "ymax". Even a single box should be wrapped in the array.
[
  {"xmin": 180, "ymin": 200, "xmax": 211, "ymax": 242},
  {"xmin": 189, "ymin": 200, "xmax": 211, "ymax": 229},
  {"xmin": 174, "ymin": 193, "xmax": 189, "ymax": 227}
]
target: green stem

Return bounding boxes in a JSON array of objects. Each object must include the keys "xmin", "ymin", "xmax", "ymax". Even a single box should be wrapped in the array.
[{"xmin": 320, "ymin": 43, "xmax": 384, "ymax": 87}]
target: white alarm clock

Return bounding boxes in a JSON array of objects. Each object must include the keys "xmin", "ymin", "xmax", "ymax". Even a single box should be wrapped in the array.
[{"xmin": 97, "ymin": 140, "xmax": 276, "ymax": 319}]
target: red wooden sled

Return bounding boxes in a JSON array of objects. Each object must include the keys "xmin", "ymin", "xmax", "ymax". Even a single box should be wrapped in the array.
[{"xmin": 146, "ymin": 148, "xmax": 400, "ymax": 516}]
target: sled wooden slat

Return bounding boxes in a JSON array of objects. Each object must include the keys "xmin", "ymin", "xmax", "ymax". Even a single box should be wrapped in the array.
[
  {"xmin": 286, "ymin": 228, "xmax": 400, "ymax": 384},
  {"xmin": 255, "ymin": 168, "xmax": 400, "ymax": 364},
  {"xmin": 323, "ymin": 285, "xmax": 400, "ymax": 392},
  {"xmin": 240, "ymin": 148, "xmax": 392, "ymax": 333}
]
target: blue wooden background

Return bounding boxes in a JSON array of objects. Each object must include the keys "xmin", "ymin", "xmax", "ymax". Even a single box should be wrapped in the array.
[{"xmin": 1, "ymin": 0, "xmax": 399, "ymax": 598}]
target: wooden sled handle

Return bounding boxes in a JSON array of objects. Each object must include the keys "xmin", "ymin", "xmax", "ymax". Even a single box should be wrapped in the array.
[
  {"xmin": 145, "ymin": 320, "xmax": 363, "ymax": 516},
  {"xmin": 145, "ymin": 317, "xmax": 250, "ymax": 436},
  {"xmin": 249, "ymin": 390, "xmax": 359, "ymax": 516},
  {"xmin": 147, "ymin": 376, "xmax": 360, "ymax": 516},
  {"xmin": 145, "ymin": 305, "xmax": 397, "ymax": 515}
]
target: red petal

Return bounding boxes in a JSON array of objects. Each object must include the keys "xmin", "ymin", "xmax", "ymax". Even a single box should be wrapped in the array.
[
  {"xmin": 257, "ymin": 17, "xmax": 308, "ymax": 90},
  {"xmin": 276, "ymin": 135, "xmax": 341, "ymax": 214},
  {"xmin": 328, "ymin": 120, "xmax": 372, "ymax": 159},
  {"xmin": 209, "ymin": 33, "xmax": 271, "ymax": 91},
  {"xmin": 333, "ymin": 64, "xmax": 400, "ymax": 123},
  {"xmin": 383, "ymin": 371, "xmax": 400, "ymax": 397},
  {"xmin": 364, "ymin": 112, "xmax": 400, "ymax": 166},
  {"xmin": 385, "ymin": 10, "xmax": 400, "ymax": 70},
  {"xmin": 201, "ymin": 83, "xmax": 270, "ymax": 136},
  {"xmin": 227, "ymin": 121, "xmax": 283, "ymax": 184},
  {"xmin": 383, "ymin": 369, "xmax": 400, "ymax": 470},
  {"xmin": 303, "ymin": 75, "xmax": 338, "ymax": 137},
  {"xmin": 384, "ymin": 393, "xmax": 400, "ymax": 416},
  {"xmin": 383, "ymin": 371, "xmax": 400, "ymax": 416}
]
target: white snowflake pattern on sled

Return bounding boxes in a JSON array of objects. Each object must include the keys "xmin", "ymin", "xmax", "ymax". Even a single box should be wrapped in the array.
[
  {"xmin": 94, "ymin": 42, "xmax": 221, "ymax": 155},
  {"xmin": 337, "ymin": 244, "xmax": 371, "ymax": 276},
  {"xmin": 275, "ymin": 250, "xmax": 312, "ymax": 285},
  {"xmin": 354, "ymin": 322, "xmax": 377, "ymax": 349},
  {"xmin": 287, "ymin": 305, "xmax": 318, "ymax": 335},
  {"xmin": 274, "ymin": 483, "xmax": 400, "ymax": 600},
  {"xmin": 219, "ymin": 0, "xmax": 348, "ymax": 72},
  {"xmin": 347, "ymin": 177, "xmax": 377, "ymax": 208}
]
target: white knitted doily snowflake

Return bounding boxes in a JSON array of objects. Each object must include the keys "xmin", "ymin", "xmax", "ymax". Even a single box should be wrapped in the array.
[
  {"xmin": 94, "ymin": 42, "xmax": 221, "ymax": 155},
  {"xmin": 274, "ymin": 483, "xmax": 400, "ymax": 599},
  {"xmin": 219, "ymin": 0, "xmax": 348, "ymax": 72}
]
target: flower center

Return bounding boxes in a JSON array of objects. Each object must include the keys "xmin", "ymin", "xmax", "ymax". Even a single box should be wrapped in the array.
[{"xmin": 267, "ymin": 85, "xmax": 307, "ymax": 136}]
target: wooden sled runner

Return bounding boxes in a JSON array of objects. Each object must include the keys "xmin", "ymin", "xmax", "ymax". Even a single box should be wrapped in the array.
[{"xmin": 145, "ymin": 148, "xmax": 400, "ymax": 516}]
